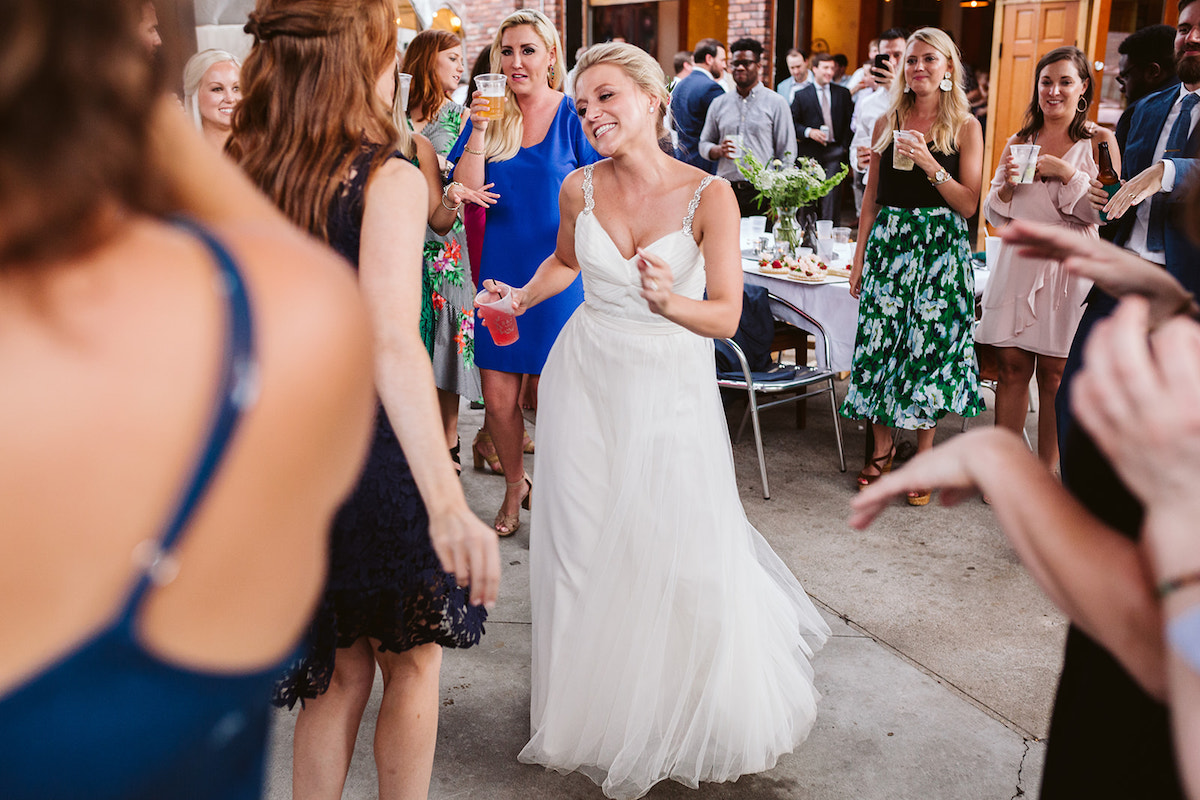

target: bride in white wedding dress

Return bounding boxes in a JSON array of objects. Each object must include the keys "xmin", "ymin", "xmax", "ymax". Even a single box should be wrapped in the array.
[{"xmin": 477, "ymin": 42, "xmax": 830, "ymax": 799}]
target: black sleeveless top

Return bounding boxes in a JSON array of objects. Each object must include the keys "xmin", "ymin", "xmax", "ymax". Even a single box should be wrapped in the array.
[{"xmin": 875, "ymin": 138, "xmax": 961, "ymax": 209}]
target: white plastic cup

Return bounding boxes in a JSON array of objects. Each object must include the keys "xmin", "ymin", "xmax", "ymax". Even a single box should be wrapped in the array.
[
  {"xmin": 1010, "ymin": 144, "xmax": 1040, "ymax": 184},
  {"xmin": 816, "ymin": 219, "xmax": 834, "ymax": 239},
  {"xmin": 984, "ymin": 236, "xmax": 1001, "ymax": 270},
  {"xmin": 475, "ymin": 73, "xmax": 507, "ymax": 120},
  {"xmin": 832, "ymin": 226, "xmax": 852, "ymax": 243},
  {"xmin": 746, "ymin": 215, "xmax": 767, "ymax": 242},
  {"xmin": 723, "ymin": 133, "xmax": 743, "ymax": 158},
  {"xmin": 475, "ymin": 286, "xmax": 519, "ymax": 345},
  {"xmin": 397, "ymin": 73, "xmax": 412, "ymax": 118},
  {"xmin": 892, "ymin": 130, "xmax": 915, "ymax": 171},
  {"xmin": 816, "ymin": 237, "xmax": 835, "ymax": 263}
]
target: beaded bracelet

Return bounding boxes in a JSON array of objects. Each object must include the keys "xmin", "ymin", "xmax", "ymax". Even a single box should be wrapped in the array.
[{"xmin": 1158, "ymin": 570, "xmax": 1200, "ymax": 599}]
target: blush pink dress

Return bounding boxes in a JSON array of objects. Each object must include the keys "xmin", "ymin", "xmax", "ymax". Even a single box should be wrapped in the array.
[{"xmin": 976, "ymin": 137, "xmax": 1100, "ymax": 358}]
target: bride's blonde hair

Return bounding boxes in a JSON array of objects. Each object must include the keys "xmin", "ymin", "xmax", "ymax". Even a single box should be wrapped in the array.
[
  {"xmin": 482, "ymin": 9, "xmax": 565, "ymax": 163},
  {"xmin": 873, "ymin": 27, "xmax": 972, "ymax": 156}
]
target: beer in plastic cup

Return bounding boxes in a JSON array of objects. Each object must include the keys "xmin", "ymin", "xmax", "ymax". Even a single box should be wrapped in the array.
[
  {"xmin": 475, "ymin": 73, "xmax": 507, "ymax": 120},
  {"xmin": 1010, "ymin": 144, "xmax": 1040, "ymax": 184},
  {"xmin": 476, "ymin": 286, "xmax": 519, "ymax": 346},
  {"xmin": 892, "ymin": 130, "xmax": 915, "ymax": 171}
]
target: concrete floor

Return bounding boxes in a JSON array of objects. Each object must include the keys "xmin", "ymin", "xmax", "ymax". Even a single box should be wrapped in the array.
[{"xmin": 265, "ymin": 380, "xmax": 1064, "ymax": 799}]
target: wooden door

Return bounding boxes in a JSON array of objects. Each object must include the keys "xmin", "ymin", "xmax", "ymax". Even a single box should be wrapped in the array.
[{"xmin": 986, "ymin": 0, "xmax": 1082, "ymax": 221}]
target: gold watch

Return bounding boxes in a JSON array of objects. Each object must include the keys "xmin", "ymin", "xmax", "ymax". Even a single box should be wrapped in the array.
[{"xmin": 931, "ymin": 169, "xmax": 950, "ymax": 186}]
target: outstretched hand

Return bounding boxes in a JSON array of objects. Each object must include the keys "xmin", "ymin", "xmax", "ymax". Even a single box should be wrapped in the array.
[
  {"xmin": 1103, "ymin": 161, "xmax": 1165, "ymax": 221},
  {"xmin": 452, "ymin": 181, "xmax": 500, "ymax": 209},
  {"xmin": 848, "ymin": 430, "xmax": 1004, "ymax": 529}
]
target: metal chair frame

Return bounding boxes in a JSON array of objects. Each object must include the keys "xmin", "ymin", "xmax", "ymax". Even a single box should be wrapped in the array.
[{"xmin": 717, "ymin": 292, "xmax": 846, "ymax": 499}]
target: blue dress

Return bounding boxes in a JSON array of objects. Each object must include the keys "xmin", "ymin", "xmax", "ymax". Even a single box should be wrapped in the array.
[
  {"xmin": 0, "ymin": 220, "xmax": 273, "ymax": 800},
  {"xmin": 273, "ymin": 146, "xmax": 487, "ymax": 708},
  {"xmin": 448, "ymin": 95, "xmax": 601, "ymax": 374}
]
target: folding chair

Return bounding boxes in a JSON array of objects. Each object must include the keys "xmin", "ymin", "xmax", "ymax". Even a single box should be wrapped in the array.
[{"xmin": 717, "ymin": 292, "xmax": 846, "ymax": 499}]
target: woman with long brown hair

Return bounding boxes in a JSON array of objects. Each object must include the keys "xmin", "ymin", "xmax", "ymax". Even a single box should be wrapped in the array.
[
  {"xmin": 229, "ymin": 2, "xmax": 500, "ymax": 798},
  {"xmin": 449, "ymin": 9, "xmax": 601, "ymax": 535},
  {"xmin": 844, "ymin": 27, "xmax": 985, "ymax": 505},
  {"xmin": 0, "ymin": 0, "xmax": 376, "ymax": 796},
  {"xmin": 977, "ymin": 46, "xmax": 1117, "ymax": 471}
]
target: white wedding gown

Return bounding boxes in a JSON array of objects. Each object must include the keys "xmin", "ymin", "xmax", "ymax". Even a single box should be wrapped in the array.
[{"xmin": 518, "ymin": 164, "xmax": 830, "ymax": 800}]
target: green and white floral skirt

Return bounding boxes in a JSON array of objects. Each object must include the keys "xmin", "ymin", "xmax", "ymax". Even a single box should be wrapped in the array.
[
  {"xmin": 423, "ymin": 217, "xmax": 482, "ymax": 402},
  {"xmin": 840, "ymin": 206, "xmax": 983, "ymax": 430}
]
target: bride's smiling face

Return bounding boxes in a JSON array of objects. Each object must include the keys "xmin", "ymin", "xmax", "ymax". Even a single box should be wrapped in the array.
[{"xmin": 575, "ymin": 64, "xmax": 657, "ymax": 155}]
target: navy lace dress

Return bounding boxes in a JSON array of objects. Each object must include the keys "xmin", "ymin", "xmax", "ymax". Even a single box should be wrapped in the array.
[{"xmin": 273, "ymin": 146, "xmax": 487, "ymax": 708}]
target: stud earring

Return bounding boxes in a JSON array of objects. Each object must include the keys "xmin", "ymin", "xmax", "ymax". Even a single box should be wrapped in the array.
[{"xmin": 939, "ymin": 72, "xmax": 953, "ymax": 92}]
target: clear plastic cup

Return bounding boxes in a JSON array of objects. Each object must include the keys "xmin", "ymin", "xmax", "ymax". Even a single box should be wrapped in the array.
[
  {"xmin": 724, "ymin": 133, "xmax": 743, "ymax": 158},
  {"xmin": 475, "ymin": 73, "xmax": 507, "ymax": 120},
  {"xmin": 476, "ymin": 286, "xmax": 519, "ymax": 346},
  {"xmin": 832, "ymin": 226, "xmax": 852, "ymax": 243},
  {"xmin": 1010, "ymin": 144, "xmax": 1040, "ymax": 184},
  {"xmin": 984, "ymin": 236, "xmax": 1002, "ymax": 270},
  {"xmin": 892, "ymin": 130, "xmax": 915, "ymax": 171},
  {"xmin": 397, "ymin": 73, "xmax": 412, "ymax": 118},
  {"xmin": 816, "ymin": 220, "xmax": 834, "ymax": 239}
]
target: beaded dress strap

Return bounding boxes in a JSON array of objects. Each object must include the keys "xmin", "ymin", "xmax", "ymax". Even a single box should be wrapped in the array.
[
  {"xmin": 683, "ymin": 175, "xmax": 724, "ymax": 237},
  {"xmin": 582, "ymin": 163, "xmax": 595, "ymax": 214},
  {"xmin": 121, "ymin": 218, "xmax": 259, "ymax": 618}
]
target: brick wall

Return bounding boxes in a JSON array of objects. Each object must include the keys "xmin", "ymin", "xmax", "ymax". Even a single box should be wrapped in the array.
[
  {"xmin": 461, "ymin": 0, "xmax": 563, "ymax": 75},
  {"xmin": 726, "ymin": 0, "xmax": 775, "ymax": 87}
]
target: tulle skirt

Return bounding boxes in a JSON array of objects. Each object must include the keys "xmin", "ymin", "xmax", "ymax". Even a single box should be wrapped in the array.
[{"xmin": 518, "ymin": 305, "xmax": 830, "ymax": 799}]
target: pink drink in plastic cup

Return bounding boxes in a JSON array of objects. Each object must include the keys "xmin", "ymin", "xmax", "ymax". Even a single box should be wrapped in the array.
[{"xmin": 476, "ymin": 287, "xmax": 520, "ymax": 346}]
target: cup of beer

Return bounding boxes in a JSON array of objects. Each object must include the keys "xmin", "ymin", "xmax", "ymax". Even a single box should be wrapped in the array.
[
  {"xmin": 475, "ymin": 285, "xmax": 520, "ymax": 346},
  {"xmin": 475, "ymin": 73, "xmax": 507, "ymax": 120}
]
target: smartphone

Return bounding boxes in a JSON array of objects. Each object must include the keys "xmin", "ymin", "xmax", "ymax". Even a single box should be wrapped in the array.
[{"xmin": 872, "ymin": 53, "xmax": 890, "ymax": 77}]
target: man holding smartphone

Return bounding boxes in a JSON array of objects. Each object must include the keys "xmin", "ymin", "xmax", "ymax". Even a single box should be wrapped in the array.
[{"xmin": 849, "ymin": 29, "xmax": 908, "ymax": 217}]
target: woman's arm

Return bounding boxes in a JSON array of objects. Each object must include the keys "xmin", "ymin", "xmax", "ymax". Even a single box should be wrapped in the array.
[
  {"xmin": 358, "ymin": 158, "xmax": 500, "ymax": 608},
  {"xmin": 915, "ymin": 115, "xmax": 982, "ymax": 218},
  {"xmin": 850, "ymin": 427, "xmax": 1167, "ymax": 698},
  {"xmin": 415, "ymin": 134, "xmax": 497, "ymax": 236},
  {"xmin": 850, "ymin": 116, "xmax": 887, "ymax": 299},
  {"xmin": 449, "ymin": 92, "xmax": 491, "ymax": 190},
  {"xmin": 641, "ymin": 178, "xmax": 742, "ymax": 338}
]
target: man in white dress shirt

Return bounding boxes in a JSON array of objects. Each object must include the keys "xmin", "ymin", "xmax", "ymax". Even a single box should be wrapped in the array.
[{"xmin": 849, "ymin": 29, "xmax": 908, "ymax": 217}]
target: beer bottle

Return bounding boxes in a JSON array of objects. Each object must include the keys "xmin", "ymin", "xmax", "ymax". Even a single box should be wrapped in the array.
[{"xmin": 1097, "ymin": 141, "xmax": 1120, "ymax": 224}]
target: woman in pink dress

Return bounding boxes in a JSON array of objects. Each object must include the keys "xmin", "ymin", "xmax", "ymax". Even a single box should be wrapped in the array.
[{"xmin": 977, "ymin": 46, "xmax": 1117, "ymax": 470}]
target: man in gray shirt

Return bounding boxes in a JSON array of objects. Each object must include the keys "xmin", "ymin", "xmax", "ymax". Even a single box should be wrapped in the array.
[{"xmin": 699, "ymin": 37, "xmax": 797, "ymax": 217}]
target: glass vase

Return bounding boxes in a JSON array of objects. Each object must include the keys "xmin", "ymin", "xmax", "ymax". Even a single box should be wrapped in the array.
[{"xmin": 773, "ymin": 206, "xmax": 801, "ymax": 253}]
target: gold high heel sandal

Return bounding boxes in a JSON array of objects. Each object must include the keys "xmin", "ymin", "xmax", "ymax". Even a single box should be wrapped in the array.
[
  {"xmin": 522, "ymin": 430, "xmax": 535, "ymax": 454},
  {"xmin": 494, "ymin": 475, "xmax": 532, "ymax": 537},
  {"xmin": 472, "ymin": 428, "xmax": 504, "ymax": 475}
]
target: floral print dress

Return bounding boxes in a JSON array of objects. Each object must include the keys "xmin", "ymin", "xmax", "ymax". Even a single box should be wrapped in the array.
[
  {"xmin": 420, "ymin": 102, "xmax": 481, "ymax": 401},
  {"xmin": 840, "ymin": 141, "xmax": 983, "ymax": 429}
]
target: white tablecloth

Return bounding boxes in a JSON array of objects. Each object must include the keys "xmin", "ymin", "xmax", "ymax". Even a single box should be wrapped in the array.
[{"xmin": 740, "ymin": 258, "xmax": 991, "ymax": 374}]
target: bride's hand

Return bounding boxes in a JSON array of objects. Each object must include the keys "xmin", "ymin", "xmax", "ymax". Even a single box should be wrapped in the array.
[
  {"xmin": 636, "ymin": 248, "xmax": 675, "ymax": 315},
  {"xmin": 475, "ymin": 279, "xmax": 528, "ymax": 318}
]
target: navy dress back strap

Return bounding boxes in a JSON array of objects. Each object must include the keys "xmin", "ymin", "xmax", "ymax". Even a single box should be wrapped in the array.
[{"xmin": 0, "ymin": 219, "xmax": 279, "ymax": 800}]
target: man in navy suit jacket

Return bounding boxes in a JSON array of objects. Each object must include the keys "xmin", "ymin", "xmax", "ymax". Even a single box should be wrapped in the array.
[
  {"xmin": 1045, "ymin": 7, "xmax": 1200, "ymax": 798},
  {"xmin": 671, "ymin": 38, "xmax": 727, "ymax": 172},
  {"xmin": 791, "ymin": 53, "xmax": 852, "ymax": 222}
]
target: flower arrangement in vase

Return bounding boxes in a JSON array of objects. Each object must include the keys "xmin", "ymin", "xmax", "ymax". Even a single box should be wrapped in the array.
[{"xmin": 736, "ymin": 151, "xmax": 848, "ymax": 252}]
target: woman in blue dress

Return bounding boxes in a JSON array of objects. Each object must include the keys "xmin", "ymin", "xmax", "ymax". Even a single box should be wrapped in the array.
[{"xmin": 450, "ymin": 9, "xmax": 601, "ymax": 535}]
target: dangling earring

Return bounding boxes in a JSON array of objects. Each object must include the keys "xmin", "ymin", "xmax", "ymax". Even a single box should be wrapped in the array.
[
  {"xmin": 939, "ymin": 72, "xmax": 953, "ymax": 92},
  {"xmin": 1077, "ymin": 96, "xmax": 1089, "ymax": 113},
  {"xmin": 548, "ymin": 63, "xmax": 556, "ymax": 85}
]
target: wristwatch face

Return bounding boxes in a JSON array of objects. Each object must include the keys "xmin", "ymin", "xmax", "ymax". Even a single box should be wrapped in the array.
[{"xmin": 934, "ymin": 169, "xmax": 948, "ymax": 184}]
